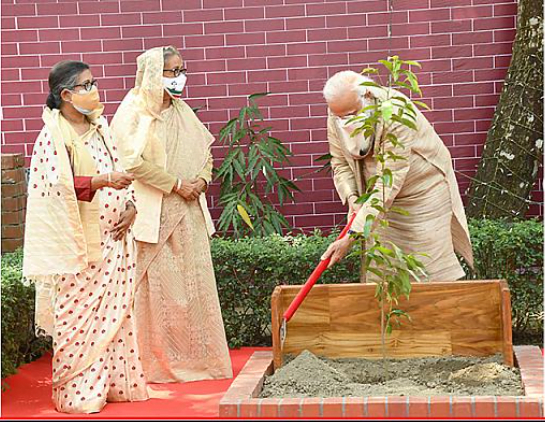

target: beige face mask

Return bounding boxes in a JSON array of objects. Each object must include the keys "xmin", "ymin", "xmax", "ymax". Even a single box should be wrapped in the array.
[{"xmin": 70, "ymin": 86, "xmax": 101, "ymax": 115}]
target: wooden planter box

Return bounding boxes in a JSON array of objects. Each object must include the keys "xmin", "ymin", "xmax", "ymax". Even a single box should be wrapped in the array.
[
  {"xmin": 271, "ymin": 280, "xmax": 514, "ymax": 369},
  {"xmin": 219, "ymin": 280, "xmax": 544, "ymax": 418}
]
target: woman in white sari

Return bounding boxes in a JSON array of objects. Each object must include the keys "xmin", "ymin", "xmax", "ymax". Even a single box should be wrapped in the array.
[
  {"xmin": 23, "ymin": 60, "xmax": 149, "ymax": 413},
  {"xmin": 111, "ymin": 46, "xmax": 232, "ymax": 383}
]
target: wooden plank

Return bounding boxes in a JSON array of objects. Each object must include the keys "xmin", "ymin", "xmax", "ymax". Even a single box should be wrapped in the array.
[
  {"xmin": 284, "ymin": 330, "xmax": 452, "ymax": 359},
  {"xmin": 450, "ymin": 329, "xmax": 503, "ymax": 356},
  {"xmin": 500, "ymin": 281, "xmax": 514, "ymax": 366},
  {"xmin": 273, "ymin": 280, "xmax": 510, "ymax": 366},
  {"xmin": 280, "ymin": 286, "xmax": 330, "ymax": 327},
  {"xmin": 270, "ymin": 286, "xmax": 283, "ymax": 370}
]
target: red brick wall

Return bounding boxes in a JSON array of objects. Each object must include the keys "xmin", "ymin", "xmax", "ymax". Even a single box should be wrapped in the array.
[{"xmin": 1, "ymin": 0, "xmax": 541, "ymax": 231}]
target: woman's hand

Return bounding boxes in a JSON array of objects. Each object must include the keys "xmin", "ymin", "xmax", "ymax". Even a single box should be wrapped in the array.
[
  {"xmin": 108, "ymin": 172, "xmax": 135, "ymax": 190},
  {"xmin": 190, "ymin": 178, "xmax": 207, "ymax": 194},
  {"xmin": 175, "ymin": 180, "xmax": 201, "ymax": 201},
  {"xmin": 111, "ymin": 201, "xmax": 137, "ymax": 241},
  {"xmin": 321, "ymin": 236, "xmax": 356, "ymax": 269},
  {"xmin": 92, "ymin": 172, "xmax": 134, "ymax": 191}
]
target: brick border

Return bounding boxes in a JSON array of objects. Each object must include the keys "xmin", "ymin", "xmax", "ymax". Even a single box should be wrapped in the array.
[
  {"xmin": 1, "ymin": 153, "xmax": 27, "ymax": 253},
  {"xmin": 219, "ymin": 346, "xmax": 544, "ymax": 418}
]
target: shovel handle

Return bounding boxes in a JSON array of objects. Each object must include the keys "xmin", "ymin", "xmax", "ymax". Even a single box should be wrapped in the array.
[{"xmin": 282, "ymin": 213, "xmax": 358, "ymax": 323}]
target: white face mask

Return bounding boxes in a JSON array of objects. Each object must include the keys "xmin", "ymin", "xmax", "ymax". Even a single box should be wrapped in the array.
[
  {"xmin": 338, "ymin": 108, "xmax": 374, "ymax": 160},
  {"xmin": 162, "ymin": 73, "xmax": 187, "ymax": 99}
]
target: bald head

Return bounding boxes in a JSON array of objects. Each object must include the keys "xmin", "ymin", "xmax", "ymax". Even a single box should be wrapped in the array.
[{"xmin": 323, "ymin": 70, "xmax": 373, "ymax": 117}]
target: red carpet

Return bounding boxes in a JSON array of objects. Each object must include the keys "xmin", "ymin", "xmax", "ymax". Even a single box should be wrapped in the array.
[{"xmin": 1, "ymin": 347, "xmax": 269, "ymax": 419}]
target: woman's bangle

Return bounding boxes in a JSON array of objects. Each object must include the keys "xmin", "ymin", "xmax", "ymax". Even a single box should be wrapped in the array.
[
  {"xmin": 107, "ymin": 172, "xmax": 112, "ymax": 186},
  {"xmin": 176, "ymin": 179, "xmax": 182, "ymax": 191}
]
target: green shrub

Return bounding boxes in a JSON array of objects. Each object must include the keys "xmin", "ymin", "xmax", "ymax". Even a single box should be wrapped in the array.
[
  {"xmin": 214, "ymin": 219, "xmax": 543, "ymax": 348},
  {"xmin": 213, "ymin": 230, "xmax": 362, "ymax": 347},
  {"xmin": 1, "ymin": 249, "xmax": 50, "ymax": 384},
  {"xmin": 463, "ymin": 218, "xmax": 543, "ymax": 342},
  {"xmin": 1, "ymin": 219, "xmax": 542, "ymax": 378}
]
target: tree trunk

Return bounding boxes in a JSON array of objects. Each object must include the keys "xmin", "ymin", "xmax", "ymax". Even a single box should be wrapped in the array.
[{"xmin": 466, "ymin": 0, "xmax": 543, "ymax": 219}]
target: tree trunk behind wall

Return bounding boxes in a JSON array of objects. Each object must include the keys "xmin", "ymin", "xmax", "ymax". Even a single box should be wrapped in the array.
[{"xmin": 466, "ymin": 0, "xmax": 543, "ymax": 219}]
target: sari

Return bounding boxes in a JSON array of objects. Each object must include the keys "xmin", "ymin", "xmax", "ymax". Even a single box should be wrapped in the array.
[
  {"xmin": 23, "ymin": 107, "xmax": 149, "ymax": 413},
  {"xmin": 111, "ymin": 47, "xmax": 233, "ymax": 383}
]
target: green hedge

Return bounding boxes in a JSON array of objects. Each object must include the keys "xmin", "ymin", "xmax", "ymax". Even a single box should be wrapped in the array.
[
  {"xmin": 1, "ymin": 249, "xmax": 50, "ymax": 382},
  {"xmin": 215, "ymin": 219, "xmax": 543, "ymax": 348},
  {"xmin": 2, "ymin": 219, "xmax": 542, "ymax": 380},
  {"xmin": 213, "ymin": 229, "xmax": 362, "ymax": 347},
  {"xmin": 463, "ymin": 218, "xmax": 544, "ymax": 343}
]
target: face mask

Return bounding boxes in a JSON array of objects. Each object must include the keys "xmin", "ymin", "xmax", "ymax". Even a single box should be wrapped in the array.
[
  {"xmin": 162, "ymin": 73, "xmax": 187, "ymax": 99},
  {"xmin": 71, "ymin": 85, "xmax": 100, "ymax": 115},
  {"xmin": 338, "ymin": 110, "xmax": 374, "ymax": 160}
]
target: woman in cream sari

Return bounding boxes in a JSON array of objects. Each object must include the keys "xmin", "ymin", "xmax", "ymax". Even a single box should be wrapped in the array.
[
  {"xmin": 23, "ymin": 60, "xmax": 149, "ymax": 413},
  {"xmin": 110, "ymin": 46, "xmax": 232, "ymax": 383}
]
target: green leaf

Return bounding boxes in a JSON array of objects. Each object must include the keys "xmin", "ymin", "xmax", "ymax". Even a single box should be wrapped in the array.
[
  {"xmin": 366, "ymin": 175, "xmax": 380, "ymax": 190},
  {"xmin": 367, "ymin": 267, "xmax": 384, "ymax": 278},
  {"xmin": 391, "ymin": 115, "xmax": 417, "ymax": 131},
  {"xmin": 377, "ymin": 246, "xmax": 395, "ymax": 257},
  {"xmin": 382, "ymin": 168, "xmax": 393, "ymax": 187},
  {"xmin": 386, "ymin": 323, "xmax": 393, "ymax": 335},
  {"xmin": 386, "ymin": 151, "xmax": 406, "ymax": 161},
  {"xmin": 378, "ymin": 59, "xmax": 393, "ymax": 72},
  {"xmin": 233, "ymin": 152, "xmax": 246, "ymax": 179},
  {"xmin": 359, "ymin": 81, "xmax": 382, "ymax": 89},
  {"xmin": 363, "ymin": 214, "xmax": 375, "ymax": 238},
  {"xmin": 356, "ymin": 192, "xmax": 374, "ymax": 205},
  {"xmin": 380, "ymin": 99, "xmax": 394, "ymax": 122},
  {"xmin": 371, "ymin": 204, "xmax": 386, "ymax": 213},
  {"xmin": 394, "ymin": 80, "xmax": 413, "ymax": 91},
  {"xmin": 390, "ymin": 206, "xmax": 410, "ymax": 216},
  {"xmin": 361, "ymin": 67, "xmax": 378, "ymax": 74},
  {"xmin": 249, "ymin": 92, "xmax": 270, "ymax": 101},
  {"xmin": 403, "ymin": 60, "xmax": 422, "ymax": 68},
  {"xmin": 413, "ymin": 100, "xmax": 430, "ymax": 110}
]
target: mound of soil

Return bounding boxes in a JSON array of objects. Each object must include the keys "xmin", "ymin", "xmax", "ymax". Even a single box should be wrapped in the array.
[{"xmin": 259, "ymin": 350, "xmax": 523, "ymax": 398}]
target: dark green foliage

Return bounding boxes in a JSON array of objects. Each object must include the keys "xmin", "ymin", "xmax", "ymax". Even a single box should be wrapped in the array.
[
  {"xmin": 212, "ymin": 230, "xmax": 361, "ymax": 347},
  {"xmin": 463, "ymin": 218, "xmax": 543, "ymax": 340},
  {"xmin": 214, "ymin": 93, "xmax": 300, "ymax": 238},
  {"xmin": 1, "ymin": 249, "xmax": 50, "ymax": 386}
]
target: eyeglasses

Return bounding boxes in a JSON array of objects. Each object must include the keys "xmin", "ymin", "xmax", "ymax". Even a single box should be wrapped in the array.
[
  {"xmin": 71, "ymin": 79, "xmax": 98, "ymax": 92},
  {"xmin": 163, "ymin": 67, "xmax": 187, "ymax": 77}
]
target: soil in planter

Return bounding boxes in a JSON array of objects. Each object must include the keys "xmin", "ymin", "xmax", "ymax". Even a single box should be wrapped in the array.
[{"xmin": 259, "ymin": 350, "xmax": 524, "ymax": 398}]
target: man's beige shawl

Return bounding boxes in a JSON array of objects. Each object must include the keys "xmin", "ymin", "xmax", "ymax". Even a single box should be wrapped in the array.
[
  {"xmin": 23, "ymin": 106, "xmax": 119, "ymax": 334},
  {"xmin": 328, "ymin": 85, "xmax": 474, "ymax": 269},
  {"xmin": 110, "ymin": 47, "xmax": 215, "ymax": 244}
]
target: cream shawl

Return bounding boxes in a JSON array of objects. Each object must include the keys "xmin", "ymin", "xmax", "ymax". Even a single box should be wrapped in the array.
[
  {"xmin": 23, "ymin": 106, "xmax": 121, "ymax": 334},
  {"xmin": 110, "ymin": 46, "xmax": 215, "ymax": 244}
]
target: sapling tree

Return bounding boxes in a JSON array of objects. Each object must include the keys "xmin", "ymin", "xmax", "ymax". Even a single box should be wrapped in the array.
[{"xmin": 347, "ymin": 56, "xmax": 430, "ymax": 375}]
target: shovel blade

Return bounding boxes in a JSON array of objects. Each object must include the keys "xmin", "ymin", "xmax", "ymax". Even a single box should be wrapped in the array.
[{"xmin": 280, "ymin": 318, "xmax": 287, "ymax": 349}]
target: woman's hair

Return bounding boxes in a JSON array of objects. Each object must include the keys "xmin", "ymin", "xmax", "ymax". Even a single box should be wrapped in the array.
[
  {"xmin": 163, "ymin": 45, "xmax": 181, "ymax": 63},
  {"xmin": 46, "ymin": 60, "xmax": 90, "ymax": 109}
]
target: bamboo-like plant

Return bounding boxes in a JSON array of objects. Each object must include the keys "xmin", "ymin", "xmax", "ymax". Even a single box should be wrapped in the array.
[
  {"xmin": 214, "ymin": 93, "xmax": 300, "ymax": 238},
  {"xmin": 347, "ymin": 56, "xmax": 430, "ymax": 373}
]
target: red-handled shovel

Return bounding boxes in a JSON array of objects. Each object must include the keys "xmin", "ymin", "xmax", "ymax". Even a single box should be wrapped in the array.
[{"xmin": 280, "ymin": 213, "xmax": 358, "ymax": 349}]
